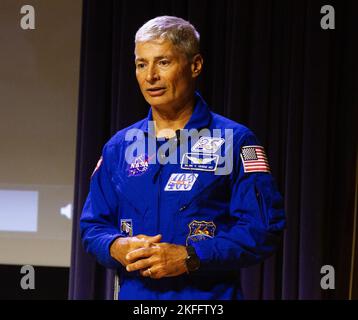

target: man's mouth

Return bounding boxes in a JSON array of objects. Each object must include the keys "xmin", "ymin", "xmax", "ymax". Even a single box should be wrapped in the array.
[{"xmin": 146, "ymin": 87, "xmax": 166, "ymax": 97}]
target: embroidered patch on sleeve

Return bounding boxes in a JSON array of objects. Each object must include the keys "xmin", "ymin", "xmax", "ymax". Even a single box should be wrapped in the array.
[
  {"xmin": 240, "ymin": 146, "xmax": 271, "ymax": 173},
  {"xmin": 120, "ymin": 219, "xmax": 133, "ymax": 237}
]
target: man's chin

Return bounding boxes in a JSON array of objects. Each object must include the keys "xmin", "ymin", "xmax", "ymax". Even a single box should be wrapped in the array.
[{"xmin": 145, "ymin": 96, "xmax": 171, "ymax": 109}]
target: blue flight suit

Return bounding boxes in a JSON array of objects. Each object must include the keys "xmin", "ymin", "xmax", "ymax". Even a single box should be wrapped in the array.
[{"xmin": 80, "ymin": 92, "xmax": 286, "ymax": 300}]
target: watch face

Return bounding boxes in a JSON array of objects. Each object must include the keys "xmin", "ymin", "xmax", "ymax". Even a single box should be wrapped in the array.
[
  {"xmin": 186, "ymin": 254, "xmax": 200, "ymax": 272},
  {"xmin": 185, "ymin": 246, "xmax": 200, "ymax": 272}
]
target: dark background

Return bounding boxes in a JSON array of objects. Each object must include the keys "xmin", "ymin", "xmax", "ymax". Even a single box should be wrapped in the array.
[
  {"xmin": 69, "ymin": 0, "xmax": 357, "ymax": 300},
  {"xmin": 2, "ymin": 0, "xmax": 357, "ymax": 300}
]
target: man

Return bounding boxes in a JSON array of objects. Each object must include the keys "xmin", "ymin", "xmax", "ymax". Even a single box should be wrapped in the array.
[{"xmin": 80, "ymin": 16, "xmax": 286, "ymax": 300}]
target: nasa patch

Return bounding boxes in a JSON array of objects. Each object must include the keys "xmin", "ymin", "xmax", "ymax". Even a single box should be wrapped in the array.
[
  {"xmin": 127, "ymin": 154, "xmax": 149, "ymax": 177},
  {"xmin": 164, "ymin": 173, "xmax": 198, "ymax": 191},
  {"xmin": 191, "ymin": 137, "xmax": 225, "ymax": 154}
]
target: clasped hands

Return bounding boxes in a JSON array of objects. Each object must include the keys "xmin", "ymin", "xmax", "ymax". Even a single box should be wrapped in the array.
[{"xmin": 110, "ymin": 234, "xmax": 188, "ymax": 279}]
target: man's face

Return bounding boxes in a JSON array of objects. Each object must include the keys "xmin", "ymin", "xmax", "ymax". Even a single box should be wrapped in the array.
[{"xmin": 135, "ymin": 39, "xmax": 199, "ymax": 111}]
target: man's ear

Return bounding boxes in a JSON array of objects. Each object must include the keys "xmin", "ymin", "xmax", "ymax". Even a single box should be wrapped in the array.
[{"xmin": 191, "ymin": 54, "xmax": 203, "ymax": 78}]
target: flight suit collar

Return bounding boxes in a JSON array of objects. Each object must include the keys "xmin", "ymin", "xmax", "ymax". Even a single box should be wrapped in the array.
[{"xmin": 142, "ymin": 91, "xmax": 212, "ymax": 135}]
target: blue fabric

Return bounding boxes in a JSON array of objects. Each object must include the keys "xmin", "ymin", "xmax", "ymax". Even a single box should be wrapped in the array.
[{"xmin": 80, "ymin": 92, "xmax": 286, "ymax": 300}]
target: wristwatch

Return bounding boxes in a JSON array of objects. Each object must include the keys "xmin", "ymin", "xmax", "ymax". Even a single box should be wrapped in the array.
[{"xmin": 185, "ymin": 246, "xmax": 201, "ymax": 273}]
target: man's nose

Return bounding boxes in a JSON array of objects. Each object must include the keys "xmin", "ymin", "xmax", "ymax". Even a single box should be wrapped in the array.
[{"xmin": 145, "ymin": 64, "xmax": 159, "ymax": 83}]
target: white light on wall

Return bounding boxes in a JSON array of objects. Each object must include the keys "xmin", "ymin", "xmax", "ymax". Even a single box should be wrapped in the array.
[
  {"xmin": 0, "ymin": 190, "xmax": 38, "ymax": 232},
  {"xmin": 60, "ymin": 203, "xmax": 72, "ymax": 220}
]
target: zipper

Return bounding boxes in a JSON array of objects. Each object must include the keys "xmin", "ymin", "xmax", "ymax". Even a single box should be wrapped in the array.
[
  {"xmin": 255, "ymin": 186, "xmax": 267, "ymax": 227},
  {"xmin": 157, "ymin": 168, "xmax": 162, "ymax": 233}
]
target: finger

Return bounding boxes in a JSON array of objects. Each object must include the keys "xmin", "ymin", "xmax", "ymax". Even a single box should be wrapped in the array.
[
  {"xmin": 137, "ymin": 234, "xmax": 162, "ymax": 243},
  {"xmin": 136, "ymin": 234, "xmax": 146, "ymax": 239},
  {"xmin": 144, "ymin": 234, "xmax": 162, "ymax": 248},
  {"xmin": 128, "ymin": 237, "xmax": 151, "ymax": 250},
  {"xmin": 134, "ymin": 234, "xmax": 161, "ymax": 249},
  {"xmin": 126, "ymin": 246, "xmax": 158, "ymax": 262},
  {"xmin": 149, "ymin": 234, "xmax": 162, "ymax": 242},
  {"xmin": 140, "ymin": 266, "xmax": 159, "ymax": 278},
  {"xmin": 126, "ymin": 258, "xmax": 152, "ymax": 272}
]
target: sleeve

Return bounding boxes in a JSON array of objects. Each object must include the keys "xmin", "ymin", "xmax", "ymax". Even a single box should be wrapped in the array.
[
  {"xmin": 191, "ymin": 130, "xmax": 286, "ymax": 271},
  {"xmin": 79, "ymin": 143, "xmax": 123, "ymax": 269}
]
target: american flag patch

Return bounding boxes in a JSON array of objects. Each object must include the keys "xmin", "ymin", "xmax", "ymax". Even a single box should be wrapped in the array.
[{"xmin": 240, "ymin": 146, "xmax": 271, "ymax": 173}]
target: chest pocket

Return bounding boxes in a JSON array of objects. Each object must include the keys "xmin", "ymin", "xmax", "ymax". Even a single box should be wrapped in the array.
[
  {"xmin": 110, "ymin": 161, "xmax": 162, "ymax": 236},
  {"xmin": 179, "ymin": 172, "xmax": 228, "ymax": 209}
]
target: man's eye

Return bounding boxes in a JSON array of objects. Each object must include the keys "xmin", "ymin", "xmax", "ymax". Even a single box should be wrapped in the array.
[
  {"xmin": 136, "ymin": 63, "xmax": 145, "ymax": 69},
  {"xmin": 159, "ymin": 60, "xmax": 170, "ymax": 66}
]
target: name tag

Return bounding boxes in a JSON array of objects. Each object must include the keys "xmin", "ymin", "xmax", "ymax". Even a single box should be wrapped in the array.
[{"xmin": 181, "ymin": 153, "xmax": 219, "ymax": 171}]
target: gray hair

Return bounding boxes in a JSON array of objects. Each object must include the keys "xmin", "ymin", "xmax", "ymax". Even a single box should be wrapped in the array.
[{"xmin": 135, "ymin": 16, "xmax": 200, "ymax": 58}]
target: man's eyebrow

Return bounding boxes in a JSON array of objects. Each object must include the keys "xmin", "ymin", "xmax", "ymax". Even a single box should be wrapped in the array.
[
  {"xmin": 154, "ymin": 55, "xmax": 172, "ymax": 60},
  {"xmin": 135, "ymin": 55, "xmax": 172, "ymax": 62}
]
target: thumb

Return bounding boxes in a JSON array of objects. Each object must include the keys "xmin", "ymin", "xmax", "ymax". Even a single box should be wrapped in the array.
[{"xmin": 149, "ymin": 234, "xmax": 162, "ymax": 243}]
